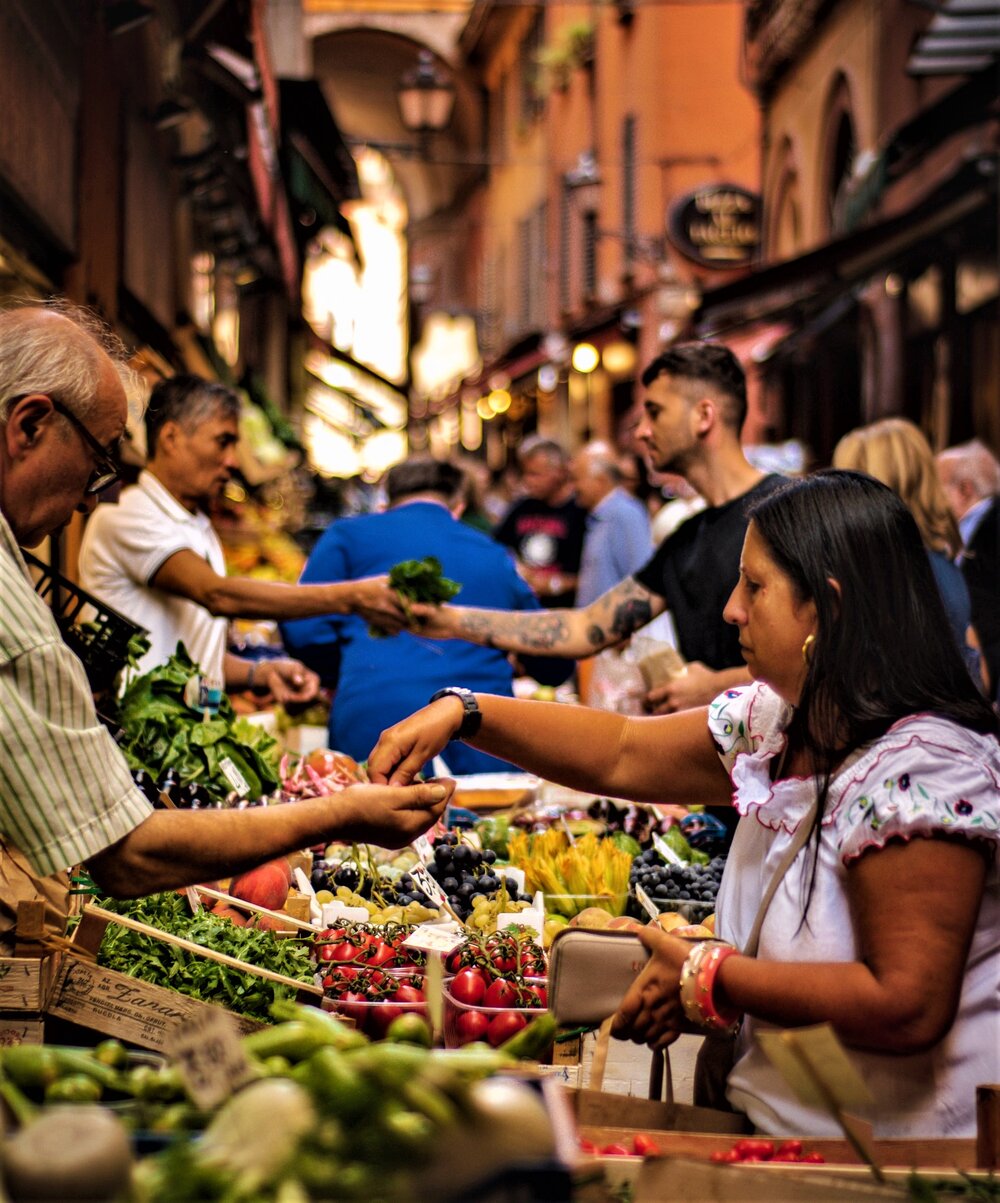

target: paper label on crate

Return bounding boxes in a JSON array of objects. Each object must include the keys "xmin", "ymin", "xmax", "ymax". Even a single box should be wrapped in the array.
[
  {"xmin": 166, "ymin": 1005, "xmax": 253, "ymax": 1109},
  {"xmin": 652, "ymin": 832, "xmax": 685, "ymax": 866},
  {"xmin": 402, "ymin": 922, "xmax": 465, "ymax": 955},
  {"xmin": 412, "ymin": 835, "xmax": 434, "ymax": 865},
  {"xmin": 218, "ymin": 756, "xmax": 250, "ymax": 797},
  {"xmin": 496, "ymin": 910, "xmax": 543, "ymax": 941},
  {"xmin": 322, "ymin": 901, "xmax": 370, "ymax": 925},
  {"xmin": 409, "ymin": 863, "xmax": 448, "ymax": 908},
  {"xmin": 635, "ymin": 884, "xmax": 660, "ymax": 920}
]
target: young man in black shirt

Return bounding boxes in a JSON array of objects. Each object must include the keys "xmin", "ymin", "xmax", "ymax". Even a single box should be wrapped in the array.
[{"xmin": 408, "ymin": 343, "xmax": 785, "ymax": 714}]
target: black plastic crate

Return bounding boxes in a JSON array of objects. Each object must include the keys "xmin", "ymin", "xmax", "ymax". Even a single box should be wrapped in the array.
[{"xmin": 23, "ymin": 550, "xmax": 147, "ymax": 695}]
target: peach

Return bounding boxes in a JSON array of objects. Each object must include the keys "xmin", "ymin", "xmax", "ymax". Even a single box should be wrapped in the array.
[{"xmin": 229, "ymin": 860, "xmax": 291, "ymax": 912}]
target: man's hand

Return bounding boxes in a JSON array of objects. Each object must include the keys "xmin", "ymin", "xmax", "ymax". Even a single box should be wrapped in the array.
[
  {"xmin": 644, "ymin": 662, "xmax": 741, "ymax": 714},
  {"xmin": 611, "ymin": 926, "xmax": 691, "ymax": 1051},
  {"xmin": 259, "ymin": 659, "xmax": 321, "ymax": 705},
  {"xmin": 348, "ymin": 575, "xmax": 409, "ymax": 634},
  {"xmin": 368, "ymin": 697, "xmax": 466, "ymax": 785},
  {"xmin": 335, "ymin": 779, "xmax": 454, "ymax": 848}
]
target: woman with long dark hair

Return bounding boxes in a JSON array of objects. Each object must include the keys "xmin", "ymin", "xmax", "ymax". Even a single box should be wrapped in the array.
[{"xmin": 369, "ymin": 471, "xmax": 999, "ymax": 1137}]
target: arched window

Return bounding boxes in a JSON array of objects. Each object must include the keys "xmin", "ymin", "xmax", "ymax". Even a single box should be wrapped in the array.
[{"xmin": 822, "ymin": 75, "xmax": 857, "ymax": 235}]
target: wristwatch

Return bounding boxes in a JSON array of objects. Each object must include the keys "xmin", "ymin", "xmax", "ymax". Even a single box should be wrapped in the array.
[{"xmin": 428, "ymin": 687, "xmax": 482, "ymax": 740}]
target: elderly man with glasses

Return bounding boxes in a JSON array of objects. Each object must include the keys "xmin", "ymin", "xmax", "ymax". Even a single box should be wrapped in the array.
[{"xmin": 0, "ymin": 302, "xmax": 451, "ymax": 952}]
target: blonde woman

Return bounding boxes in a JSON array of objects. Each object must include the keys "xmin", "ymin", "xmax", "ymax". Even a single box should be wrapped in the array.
[{"xmin": 832, "ymin": 417, "xmax": 978, "ymax": 673}]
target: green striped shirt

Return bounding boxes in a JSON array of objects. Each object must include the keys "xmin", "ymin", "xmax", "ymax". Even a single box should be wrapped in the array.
[{"xmin": 0, "ymin": 510, "xmax": 152, "ymax": 876}]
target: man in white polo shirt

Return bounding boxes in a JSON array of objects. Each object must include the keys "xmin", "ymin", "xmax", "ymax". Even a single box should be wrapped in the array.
[{"xmin": 80, "ymin": 375, "xmax": 407, "ymax": 702}]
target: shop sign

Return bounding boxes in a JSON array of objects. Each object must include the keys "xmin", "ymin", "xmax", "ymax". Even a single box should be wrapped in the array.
[{"xmin": 668, "ymin": 185, "xmax": 761, "ymax": 268}]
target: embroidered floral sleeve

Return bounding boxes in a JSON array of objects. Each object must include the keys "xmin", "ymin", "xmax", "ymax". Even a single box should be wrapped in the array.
[
  {"xmin": 836, "ymin": 721, "xmax": 1000, "ymax": 863},
  {"xmin": 708, "ymin": 682, "xmax": 789, "ymax": 775}
]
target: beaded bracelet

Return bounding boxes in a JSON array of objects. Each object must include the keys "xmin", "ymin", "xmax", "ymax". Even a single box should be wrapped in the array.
[{"xmin": 679, "ymin": 940, "xmax": 741, "ymax": 1032}]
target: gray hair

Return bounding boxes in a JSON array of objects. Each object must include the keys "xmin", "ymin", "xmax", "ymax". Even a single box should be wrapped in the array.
[
  {"xmin": 937, "ymin": 440, "xmax": 1000, "ymax": 501},
  {"xmin": 0, "ymin": 299, "xmax": 141, "ymax": 425},
  {"xmin": 577, "ymin": 440, "xmax": 623, "ymax": 483},
  {"xmin": 518, "ymin": 435, "xmax": 569, "ymax": 468}
]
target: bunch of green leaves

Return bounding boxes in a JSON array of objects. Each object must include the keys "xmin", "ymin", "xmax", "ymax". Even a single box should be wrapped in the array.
[
  {"xmin": 369, "ymin": 556, "xmax": 461, "ymax": 637},
  {"xmin": 117, "ymin": 644, "xmax": 280, "ymax": 803},
  {"xmin": 96, "ymin": 893, "xmax": 314, "ymax": 1022}
]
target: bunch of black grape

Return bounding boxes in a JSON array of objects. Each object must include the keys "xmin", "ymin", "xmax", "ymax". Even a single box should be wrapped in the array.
[
  {"xmin": 628, "ymin": 849, "xmax": 727, "ymax": 917},
  {"xmin": 400, "ymin": 833, "xmax": 533, "ymax": 920}
]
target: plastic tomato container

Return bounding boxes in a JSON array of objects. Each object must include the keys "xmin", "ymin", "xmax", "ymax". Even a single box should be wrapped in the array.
[
  {"xmin": 326, "ymin": 992, "xmax": 429, "ymax": 1041},
  {"xmin": 443, "ymin": 978, "xmax": 550, "ymax": 1057}
]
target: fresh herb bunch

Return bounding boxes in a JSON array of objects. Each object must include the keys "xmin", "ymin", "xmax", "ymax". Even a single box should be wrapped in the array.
[
  {"xmin": 97, "ymin": 893, "xmax": 314, "ymax": 1022},
  {"xmin": 117, "ymin": 645, "xmax": 280, "ymax": 803},
  {"xmin": 368, "ymin": 556, "xmax": 461, "ymax": 637}
]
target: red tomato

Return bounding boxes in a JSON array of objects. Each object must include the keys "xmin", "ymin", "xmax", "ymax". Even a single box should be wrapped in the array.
[
  {"xmin": 330, "ymin": 941, "xmax": 363, "ymax": 964},
  {"xmin": 366, "ymin": 1003, "xmax": 402, "ymax": 1040},
  {"xmin": 600, "ymin": 1145, "xmax": 632, "ymax": 1157},
  {"xmin": 776, "ymin": 1140, "xmax": 803, "ymax": 1157},
  {"xmin": 522, "ymin": 982, "xmax": 547, "ymax": 1008},
  {"xmin": 800, "ymin": 1152, "xmax": 826, "ymax": 1164},
  {"xmin": 486, "ymin": 1010, "xmax": 527, "ymax": 1047},
  {"xmin": 338, "ymin": 990, "xmax": 369, "ymax": 1024},
  {"xmin": 483, "ymin": 978, "xmax": 519, "ymax": 1009},
  {"xmin": 632, "ymin": 1134, "xmax": 661, "ymax": 1157},
  {"xmin": 734, "ymin": 1139, "xmax": 775, "ymax": 1161},
  {"xmin": 391, "ymin": 984, "xmax": 425, "ymax": 1005},
  {"xmin": 491, "ymin": 953, "xmax": 517, "ymax": 973},
  {"xmin": 363, "ymin": 941, "xmax": 396, "ymax": 968},
  {"xmin": 445, "ymin": 949, "xmax": 465, "ymax": 974},
  {"xmin": 451, "ymin": 968, "xmax": 487, "ymax": 1006},
  {"xmin": 578, "ymin": 1139, "xmax": 597, "ymax": 1155},
  {"xmin": 710, "ymin": 1150, "xmax": 742, "ymax": 1163},
  {"xmin": 454, "ymin": 1009, "xmax": 489, "ymax": 1045}
]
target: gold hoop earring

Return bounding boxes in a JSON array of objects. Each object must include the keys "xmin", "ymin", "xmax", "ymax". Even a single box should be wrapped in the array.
[{"xmin": 801, "ymin": 634, "xmax": 816, "ymax": 665}]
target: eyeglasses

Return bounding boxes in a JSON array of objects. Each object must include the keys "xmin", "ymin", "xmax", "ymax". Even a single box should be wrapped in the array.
[{"xmin": 50, "ymin": 400, "xmax": 122, "ymax": 495}]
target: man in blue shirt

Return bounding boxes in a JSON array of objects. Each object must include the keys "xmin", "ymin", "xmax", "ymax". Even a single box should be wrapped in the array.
[
  {"xmin": 570, "ymin": 441, "xmax": 653, "ymax": 607},
  {"xmin": 281, "ymin": 457, "xmax": 571, "ymax": 772}
]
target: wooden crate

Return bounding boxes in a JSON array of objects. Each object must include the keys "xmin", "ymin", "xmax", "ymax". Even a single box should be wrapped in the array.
[
  {"xmin": 0, "ymin": 1012, "xmax": 45, "ymax": 1046},
  {"xmin": 46, "ymin": 957, "xmax": 265, "ymax": 1052},
  {"xmin": 0, "ymin": 954, "xmax": 60, "ymax": 1012},
  {"xmin": 569, "ymin": 1085, "xmax": 748, "ymax": 1136}
]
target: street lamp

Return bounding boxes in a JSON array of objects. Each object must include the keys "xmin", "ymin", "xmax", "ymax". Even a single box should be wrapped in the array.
[{"xmin": 397, "ymin": 50, "xmax": 456, "ymax": 138}]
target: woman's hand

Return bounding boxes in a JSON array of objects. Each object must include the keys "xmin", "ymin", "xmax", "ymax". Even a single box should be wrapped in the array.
[
  {"xmin": 611, "ymin": 926, "xmax": 693, "ymax": 1051},
  {"xmin": 367, "ymin": 697, "xmax": 466, "ymax": 785}
]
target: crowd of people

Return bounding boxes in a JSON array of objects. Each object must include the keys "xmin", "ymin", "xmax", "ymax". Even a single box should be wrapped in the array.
[{"xmin": 1, "ymin": 296, "xmax": 998, "ymax": 1140}]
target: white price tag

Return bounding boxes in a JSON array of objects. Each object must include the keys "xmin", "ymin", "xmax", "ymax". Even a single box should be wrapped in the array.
[
  {"xmin": 321, "ymin": 901, "xmax": 370, "ymax": 925},
  {"xmin": 412, "ymin": 835, "xmax": 434, "ymax": 865},
  {"xmin": 166, "ymin": 1006, "xmax": 253, "ymax": 1109},
  {"xmin": 219, "ymin": 756, "xmax": 250, "ymax": 798},
  {"xmin": 496, "ymin": 908, "xmax": 543, "ymax": 942},
  {"xmin": 652, "ymin": 832, "xmax": 685, "ymax": 866},
  {"xmin": 635, "ymin": 884, "xmax": 660, "ymax": 920},
  {"xmin": 410, "ymin": 863, "xmax": 448, "ymax": 908},
  {"xmin": 402, "ymin": 922, "xmax": 465, "ymax": 956}
]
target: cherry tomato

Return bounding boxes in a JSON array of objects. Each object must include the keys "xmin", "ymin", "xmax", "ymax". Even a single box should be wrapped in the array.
[
  {"xmin": 487, "ymin": 1010, "xmax": 527, "ymax": 1047},
  {"xmin": 491, "ymin": 953, "xmax": 517, "ymax": 973},
  {"xmin": 776, "ymin": 1140, "xmax": 803, "ymax": 1157},
  {"xmin": 734, "ymin": 1139, "xmax": 775, "ymax": 1160},
  {"xmin": 600, "ymin": 1144, "xmax": 632, "ymax": 1157},
  {"xmin": 632, "ymin": 1133, "xmax": 661, "ymax": 1157},
  {"xmin": 578, "ymin": 1139, "xmax": 597, "ymax": 1155},
  {"xmin": 367, "ymin": 1003, "xmax": 402, "ymax": 1040},
  {"xmin": 451, "ymin": 968, "xmax": 487, "ymax": 1007},
  {"xmin": 483, "ymin": 979, "xmax": 519, "ymax": 1009},
  {"xmin": 710, "ymin": 1150, "xmax": 742, "ymax": 1163},
  {"xmin": 338, "ymin": 990, "xmax": 369, "ymax": 1024},
  {"xmin": 445, "ymin": 949, "xmax": 464, "ymax": 974},
  {"xmin": 522, "ymin": 982, "xmax": 547, "ymax": 1008},
  {"xmin": 454, "ymin": 1009, "xmax": 489, "ymax": 1045},
  {"xmin": 800, "ymin": 1152, "xmax": 826, "ymax": 1164},
  {"xmin": 363, "ymin": 941, "xmax": 396, "ymax": 968},
  {"xmin": 330, "ymin": 941, "xmax": 364, "ymax": 964},
  {"xmin": 391, "ymin": 984, "xmax": 425, "ymax": 1005}
]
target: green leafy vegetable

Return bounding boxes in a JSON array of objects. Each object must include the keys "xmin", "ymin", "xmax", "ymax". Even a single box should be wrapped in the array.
[
  {"xmin": 370, "ymin": 557, "xmax": 461, "ymax": 637},
  {"xmin": 96, "ymin": 893, "xmax": 314, "ymax": 1022},
  {"xmin": 117, "ymin": 645, "xmax": 280, "ymax": 803}
]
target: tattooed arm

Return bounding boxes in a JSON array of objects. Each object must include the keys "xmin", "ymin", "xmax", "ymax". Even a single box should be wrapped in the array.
[{"xmin": 407, "ymin": 576, "xmax": 666, "ymax": 658}]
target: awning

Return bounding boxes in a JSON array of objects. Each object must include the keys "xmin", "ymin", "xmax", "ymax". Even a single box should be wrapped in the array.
[
  {"xmin": 696, "ymin": 158, "xmax": 996, "ymax": 336},
  {"xmin": 279, "ymin": 79, "xmax": 361, "ymax": 247},
  {"xmin": 907, "ymin": 2, "xmax": 1000, "ymax": 76}
]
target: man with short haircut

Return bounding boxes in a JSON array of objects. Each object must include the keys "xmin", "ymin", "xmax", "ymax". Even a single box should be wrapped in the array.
[
  {"xmin": 80, "ymin": 375, "xmax": 406, "ymax": 702},
  {"xmin": 281, "ymin": 455, "xmax": 571, "ymax": 772},
  {"xmin": 410, "ymin": 343, "xmax": 786, "ymax": 713},
  {"xmin": 494, "ymin": 436, "xmax": 587, "ymax": 607},
  {"xmin": 570, "ymin": 440, "xmax": 653, "ymax": 607},
  {"xmin": 937, "ymin": 439, "xmax": 1000, "ymax": 696},
  {"xmin": 0, "ymin": 304, "xmax": 449, "ymax": 951}
]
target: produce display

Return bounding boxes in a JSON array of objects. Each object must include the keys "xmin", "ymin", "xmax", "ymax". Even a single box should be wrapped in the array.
[
  {"xmin": 118, "ymin": 647, "xmax": 281, "ymax": 805},
  {"xmin": 0, "ymin": 1004, "xmax": 560, "ymax": 1203},
  {"xmin": 93, "ymin": 893, "xmax": 315, "ymax": 1022},
  {"xmin": 627, "ymin": 848, "xmax": 728, "ymax": 920},
  {"xmin": 506, "ymin": 830, "xmax": 632, "ymax": 918},
  {"xmin": 425, "ymin": 834, "xmax": 535, "ymax": 922}
]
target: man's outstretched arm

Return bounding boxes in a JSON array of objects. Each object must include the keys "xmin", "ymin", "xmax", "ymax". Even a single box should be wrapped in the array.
[{"xmin": 410, "ymin": 576, "xmax": 666, "ymax": 659}]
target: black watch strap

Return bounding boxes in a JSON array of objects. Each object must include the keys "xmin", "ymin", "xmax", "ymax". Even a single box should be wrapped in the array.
[{"xmin": 428, "ymin": 687, "xmax": 482, "ymax": 740}]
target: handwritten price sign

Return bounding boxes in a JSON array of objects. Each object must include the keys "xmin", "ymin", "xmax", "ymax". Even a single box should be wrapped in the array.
[{"xmin": 166, "ymin": 1006, "xmax": 253, "ymax": 1108}]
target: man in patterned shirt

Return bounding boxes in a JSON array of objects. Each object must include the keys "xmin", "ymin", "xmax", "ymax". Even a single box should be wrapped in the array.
[{"xmin": 0, "ymin": 303, "xmax": 450, "ymax": 949}]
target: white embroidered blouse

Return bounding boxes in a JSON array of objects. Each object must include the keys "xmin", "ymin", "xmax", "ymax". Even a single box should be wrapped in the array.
[{"xmin": 709, "ymin": 682, "xmax": 1000, "ymax": 1137}]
